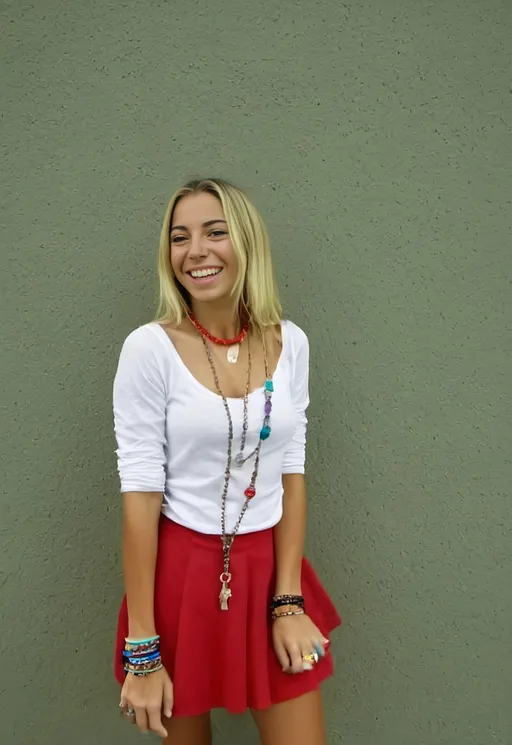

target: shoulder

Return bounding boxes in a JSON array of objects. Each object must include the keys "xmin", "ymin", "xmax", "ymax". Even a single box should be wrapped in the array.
[
  {"xmin": 281, "ymin": 320, "xmax": 309, "ymax": 379},
  {"xmin": 117, "ymin": 323, "xmax": 174, "ymax": 376},
  {"xmin": 120, "ymin": 323, "xmax": 168, "ymax": 355},
  {"xmin": 282, "ymin": 319, "xmax": 309, "ymax": 353}
]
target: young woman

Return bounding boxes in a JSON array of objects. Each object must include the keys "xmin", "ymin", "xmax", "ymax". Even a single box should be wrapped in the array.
[{"xmin": 113, "ymin": 178, "xmax": 341, "ymax": 745}]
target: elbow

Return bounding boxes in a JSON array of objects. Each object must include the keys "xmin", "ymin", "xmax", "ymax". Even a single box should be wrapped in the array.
[
  {"xmin": 282, "ymin": 473, "xmax": 306, "ymax": 494},
  {"xmin": 123, "ymin": 491, "xmax": 163, "ymax": 527}
]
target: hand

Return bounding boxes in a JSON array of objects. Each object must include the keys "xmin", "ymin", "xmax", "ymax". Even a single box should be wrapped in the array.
[
  {"xmin": 120, "ymin": 666, "xmax": 173, "ymax": 738},
  {"xmin": 272, "ymin": 613, "xmax": 328, "ymax": 675}
]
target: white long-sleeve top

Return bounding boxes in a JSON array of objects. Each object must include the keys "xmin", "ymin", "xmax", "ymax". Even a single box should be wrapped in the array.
[{"xmin": 113, "ymin": 320, "xmax": 309, "ymax": 535}]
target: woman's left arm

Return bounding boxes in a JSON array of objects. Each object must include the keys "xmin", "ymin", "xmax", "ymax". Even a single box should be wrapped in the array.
[
  {"xmin": 272, "ymin": 327, "xmax": 327, "ymax": 674},
  {"xmin": 273, "ymin": 473, "xmax": 327, "ymax": 674},
  {"xmin": 274, "ymin": 473, "xmax": 307, "ymax": 596},
  {"xmin": 274, "ymin": 326, "xmax": 310, "ymax": 598}
]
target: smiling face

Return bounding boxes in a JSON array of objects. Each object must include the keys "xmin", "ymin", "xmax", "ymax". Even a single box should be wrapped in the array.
[{"xmin": 169, "ymin": 192, "xmax": 239, "ymax": 308}]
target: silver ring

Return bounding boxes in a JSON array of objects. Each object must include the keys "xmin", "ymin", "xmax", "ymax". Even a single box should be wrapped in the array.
[{"xmin": 125, "ymin": 707, "xmax": 136, "ymax": 717}]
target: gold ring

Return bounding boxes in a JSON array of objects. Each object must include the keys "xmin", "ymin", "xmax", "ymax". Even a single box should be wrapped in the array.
[{"xmin": 302, "ymin": 651, "xmax": 319, "ymax": 665}]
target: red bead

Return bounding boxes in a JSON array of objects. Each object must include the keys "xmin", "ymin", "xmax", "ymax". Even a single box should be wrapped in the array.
[{"xmin": 244, "ymin": 486, "xmax": 256, "ymax": 499}]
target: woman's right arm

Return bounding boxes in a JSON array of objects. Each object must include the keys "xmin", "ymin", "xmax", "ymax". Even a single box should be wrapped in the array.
[
  {"xmin": 123, "ymin": 491, "xmax": 162, "ymax": 640},
  {"xmin": 113, "ymin": 327, "xmax": 173, "ymax": 736},
  {"xmin": 121, "ymin": 490, "xmax": 173, "ymax": 737}
]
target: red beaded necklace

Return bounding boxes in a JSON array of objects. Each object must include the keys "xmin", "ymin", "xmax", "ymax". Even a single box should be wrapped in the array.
[
  {"xmin": 189, "ymin": 314, "xmax": 249, "ymax": 346},
  {"xmin": 189, "ymin": 314, "xmax": 249, "ymax": 364}
]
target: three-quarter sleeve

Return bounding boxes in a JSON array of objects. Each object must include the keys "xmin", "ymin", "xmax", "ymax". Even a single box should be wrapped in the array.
[
  {"xmin": 113, "ymin": 326, "xmax": 169, "ymax": 493},
  {"xmin": 282, "ymin": 325, "xmax": 310, "ymax": 474}
]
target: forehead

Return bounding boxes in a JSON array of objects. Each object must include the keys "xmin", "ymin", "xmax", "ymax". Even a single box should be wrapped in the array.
[{"xmin": 171, "ymin": 192, "xmax": 225, "ymax": 228}]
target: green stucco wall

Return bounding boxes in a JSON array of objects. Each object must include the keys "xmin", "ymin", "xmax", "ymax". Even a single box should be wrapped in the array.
[{"xmin": 1, "ymin": 0, "xmax": 510, "ymax": 743}]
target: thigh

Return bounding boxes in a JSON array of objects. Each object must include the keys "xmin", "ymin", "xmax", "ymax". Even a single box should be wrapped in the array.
[
  {"xmin": 162, "ymin": 712, "xmax": 212, "ymax": 745},
  {"xmin": 251, "ymin": 690, "xmax": 326, "ymax": 745}
]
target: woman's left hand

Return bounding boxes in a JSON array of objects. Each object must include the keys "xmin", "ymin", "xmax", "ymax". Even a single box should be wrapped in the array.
[{"xmin": 272, "ymin": 613, "xmax": 328, "ymax": 674}]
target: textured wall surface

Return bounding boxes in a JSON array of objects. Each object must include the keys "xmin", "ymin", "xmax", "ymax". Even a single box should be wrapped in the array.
[{"xmin": 1, "ymin": 0, "xmax": 511, "ymax": 743}]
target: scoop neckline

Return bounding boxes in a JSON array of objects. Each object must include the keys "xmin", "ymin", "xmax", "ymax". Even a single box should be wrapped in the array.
[{"xmin": 151, "ymin": 321, "xmax": 287, "ymax": 402}]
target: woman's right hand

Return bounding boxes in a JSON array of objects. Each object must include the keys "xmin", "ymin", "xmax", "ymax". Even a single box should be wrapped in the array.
[{"xmin": 120, "ymin": 666, "xmax": 173, "ymax": 738}]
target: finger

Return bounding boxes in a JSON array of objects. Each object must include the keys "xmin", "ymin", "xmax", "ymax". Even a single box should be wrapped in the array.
[
  {"xmin": 148, "ymin": 705, "xmax": 168, "ymax": 738},
  {"xmin": 119, "ymin": 686, "xmax": 129, "ymax": 709},
  {"xmin": 163, "ymin": 677, "xmax": 174, "ymax": 719},
  {"xmin": 134, "ymin": 706, "xmax": 149, "ymax": 733},
  {"xmin": 119, "ymin": 704, "xmax": 136, "ymax": 722},
  {"xmin": 119, "ymin": 697, "xmax": 135, "ymax": 722},
  {"xmin": 313, "ymin": 638, "xmax": 326, "ymax": 657},
  {"xmin": 274, "ymin": 639, "xmax": 292, "ymax": 672},
  {"xmin": 287, "ymin": 643, "xmax": 304, "ymax": 675},
  {"xmin": 301, "ymin": 641, "xmax": 319, "ymax": 673}
]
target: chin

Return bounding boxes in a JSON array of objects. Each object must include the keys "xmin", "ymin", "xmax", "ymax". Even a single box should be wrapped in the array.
[
  {"xmin": 180, "ymin": 277, "xmax": 230, "ymax": 302},
  {"xmin": 187, "ymin": 284, "xmax": 231, "ymax": 304}
]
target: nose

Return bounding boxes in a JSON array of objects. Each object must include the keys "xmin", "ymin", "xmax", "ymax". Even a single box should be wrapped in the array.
[{"xmin": 187, "ymin": 232, "xmax": 208, "ymax": 260}]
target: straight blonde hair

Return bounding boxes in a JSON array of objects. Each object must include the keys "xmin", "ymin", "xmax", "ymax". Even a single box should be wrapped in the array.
[{"xmin": 154, "ymin": 178, "xmax": 282, "ymax": 329}]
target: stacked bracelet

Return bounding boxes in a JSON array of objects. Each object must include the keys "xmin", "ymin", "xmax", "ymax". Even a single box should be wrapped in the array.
[
  {"xmin": 271, "ymin": 594, "xmax": 305, "ymax": 610},
  {"xmin": 123, "ymin": 635, "xmax": 163, "ymax": 676},
  {"xmin": 271, "ymin": 594, "xmax": 305, "ymax": 620}
]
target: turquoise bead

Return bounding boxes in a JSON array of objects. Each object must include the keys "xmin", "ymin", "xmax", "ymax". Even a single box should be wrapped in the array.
[
  {"xmin": 264, "ymin": 379, "xmax": 274, "ymax": 392},
  {"xmin": 260, "ymin": 425, "xmax": 271, "ymax": 440}
]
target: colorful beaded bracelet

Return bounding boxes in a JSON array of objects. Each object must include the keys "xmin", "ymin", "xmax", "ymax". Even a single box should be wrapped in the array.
[
  {"xmin": 123, "ymin": 635, "xmax": 162, "ymax": 676},
  {"xmin": 124, "ymin": 635, "xmax": 160, "ymax": 651}
]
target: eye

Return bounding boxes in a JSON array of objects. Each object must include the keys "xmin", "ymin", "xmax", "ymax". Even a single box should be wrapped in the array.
[
  {"xmin": 209, "ymin": 230, "xmax": 227, "ymax": 238},
  {"xmin": 171, "ymin": 234, "xmax": 187, "ymax": 244}
]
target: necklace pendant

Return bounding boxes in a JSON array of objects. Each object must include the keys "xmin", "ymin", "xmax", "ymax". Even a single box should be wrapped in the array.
[
  {"xmin": 233, "ymin": 452, "xmax": 245, "ymax": 468},
  {"xmin": 219, "ymin": 579, "xmax": 232, "ymax": 610},
  {"xmin": 227, "ymin": 343, "xmax": 240, "ymax": 364}
]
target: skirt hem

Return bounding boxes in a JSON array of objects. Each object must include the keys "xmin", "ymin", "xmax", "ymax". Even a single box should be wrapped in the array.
[{"xmin": 114, "ymin": 640, "xmax": 338, "ymax": 718}]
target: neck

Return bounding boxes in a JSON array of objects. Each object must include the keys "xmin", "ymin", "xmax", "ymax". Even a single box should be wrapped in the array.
[{"xmin": 189, "ymin": 301, "xmax": 244, "ymax": 340}]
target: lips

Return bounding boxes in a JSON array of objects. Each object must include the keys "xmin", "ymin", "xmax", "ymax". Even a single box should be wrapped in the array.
[
  {"xmin": 187, "ymin": 267, "xmax": 223, "ymax": 279},
  {"xmin": 185, "ymin": 266, "xmax": 224, "ymax": 285}
]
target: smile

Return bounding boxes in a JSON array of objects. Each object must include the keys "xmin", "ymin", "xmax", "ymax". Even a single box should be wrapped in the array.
[
  {"xmin": 189, "ymin": 267, "xmax": 222, "ymax": 278},
  {"xmin": 187, "ymin": 267, "xmax": 223, "ymax": 284}
]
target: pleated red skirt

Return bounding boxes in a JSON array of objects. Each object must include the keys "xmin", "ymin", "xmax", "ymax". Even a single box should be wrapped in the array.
[{"xmin": 114, "ymin": 517, "xmax": 341, "ymax": 717}]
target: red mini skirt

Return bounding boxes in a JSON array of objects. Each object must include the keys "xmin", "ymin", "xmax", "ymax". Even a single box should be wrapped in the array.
[{"xmin": 114, "ymin": 517, "xmax": 341, "ymax": 717}]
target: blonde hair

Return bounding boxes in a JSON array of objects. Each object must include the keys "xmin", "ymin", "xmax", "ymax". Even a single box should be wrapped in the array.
[{"xmin": 154, "ymin": 178, "xmax": 282, "ymax": 328}]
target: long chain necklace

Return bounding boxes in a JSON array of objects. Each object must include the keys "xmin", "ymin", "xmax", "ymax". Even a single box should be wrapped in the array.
[{"xmin": 198, "ymin": 329, "xmax": 273, "ymax": 610}]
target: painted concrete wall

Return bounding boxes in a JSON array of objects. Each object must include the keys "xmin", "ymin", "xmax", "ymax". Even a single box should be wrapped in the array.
[{"xmin": 1, "ymin": 0, "xmax": 510, "ymax": 743}]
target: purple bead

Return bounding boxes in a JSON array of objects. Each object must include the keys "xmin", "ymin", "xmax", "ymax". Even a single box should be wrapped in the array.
[{"xmin": 264, "ymin": 400, "xmax": 272, "ymax": 415}]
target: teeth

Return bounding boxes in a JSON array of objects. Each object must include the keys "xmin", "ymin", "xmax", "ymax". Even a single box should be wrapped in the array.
[{"xmin": 190, "ymin": 268, "xmax": 221, "ymax": 278}]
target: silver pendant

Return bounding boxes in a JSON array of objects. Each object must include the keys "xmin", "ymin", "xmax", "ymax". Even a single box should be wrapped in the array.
[
  {"xmin": 227, "ymin": 343, "xmax": 240, "ymax": 364},
  {"xmin": 233, "ymin": 452, "xmax": 245, "ymax": 468}
]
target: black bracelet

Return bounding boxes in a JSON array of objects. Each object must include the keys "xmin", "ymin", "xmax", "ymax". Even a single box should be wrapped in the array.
[{"xmin": 271, "ymin": 594, "xmax": 305, "ymax": 610}]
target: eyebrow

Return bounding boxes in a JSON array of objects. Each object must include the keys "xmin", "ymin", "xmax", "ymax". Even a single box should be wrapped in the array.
[{"xmin": 170, "ymin": 219, "xmax": 227, "ymax": 232}]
